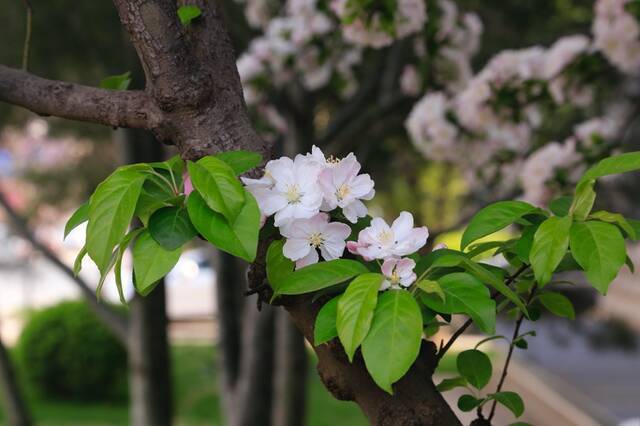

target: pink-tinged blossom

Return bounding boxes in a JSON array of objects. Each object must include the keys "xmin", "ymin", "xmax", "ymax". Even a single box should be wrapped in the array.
[
  {"xmin": 242, "ymin": 156, "xmax": 323, "ymax": 226},
  {"xmin": 380, "ymin": 257, "xmax": 417, "ymax": 290},
  {"xmin": 347, "ymin": 212, "xmax": 429, "ymax": 260},
  {"xmin": 318, "ymin": 154, "xmax": 375, "ymax": 223},
  {"xmin": 281, "ymin": 213, "xmax": 351, "ymax": 269},
  {"xmin": 183, "ymin": 173, "xmax": 194, "ymax": 196}
]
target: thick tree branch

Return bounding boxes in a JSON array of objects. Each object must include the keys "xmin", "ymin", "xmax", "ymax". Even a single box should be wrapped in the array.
[{"xmin": 0, "ymin": 65, "xmax": 161, "ymax": 130}]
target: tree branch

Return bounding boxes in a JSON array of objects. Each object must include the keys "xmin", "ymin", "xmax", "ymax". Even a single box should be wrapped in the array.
[
  {"xmin": 0, "ymin": 65, "xmax": 162, "ymax": 130},
  {"xmin": 0, "ymin": 191, "xmax": 129, "ymax": 345}
]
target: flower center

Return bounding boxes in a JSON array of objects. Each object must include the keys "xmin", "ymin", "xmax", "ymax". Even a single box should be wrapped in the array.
[
  {"xmin": 377, "ymin": 230, "xmax": 394, "ymax": 245},
  {"xmin": 326, "ymin": 155, "xmax": 341, "ymax": 165},
  {"xmin": 336, "ymin": 184, "xmax": 351, "ymax": 201},
  {"xmin": 285, "ymin": 184, "xmax": 302, "ymax": 203},
  {"xmin": 309, "ymin": 232, "xmax": 324, "ymax": 248},
  {"xmin": 390, "ymin": 270, "xmax": 401, "ymax": 284}
]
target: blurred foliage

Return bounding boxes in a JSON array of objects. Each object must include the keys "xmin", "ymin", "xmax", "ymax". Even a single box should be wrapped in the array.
[{"xmin": 16, "ymin": 301, "xmax": 128, "ymax": 402}]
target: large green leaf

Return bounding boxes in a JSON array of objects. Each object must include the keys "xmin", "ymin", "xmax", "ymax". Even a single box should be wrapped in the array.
[
  {"xmin": 429, "ymin": 254, "xmax": 526, "ymax": 315},
  {"xmin": 274, "ymin": 259, "xmax": 368, "ymax": 296},
  {"xmin": 187, "ymin": 191, "xmax": 260, "ymax": 262},
  {"xmin": 569, "ymin": 221, "xmax": 626, "ymax": 294},
  {"xmin": 361, "ymin": 290, "xmax": 423, "ymax": 394},
  {"xmin": 148, "ymin": 206, "xmax": 197, "ymax": 251},
  {"xmin": 215, "ymin": 151, "xmax": 262, "ymax": 175},
  {"xmin": 133, "ymin": 230, "xmax": 181, "ymax": 296},
  {"xmin": 530, "ymin": 216, "xmax": 572, "ymax": 286},
  {"xmin": 537, "ymin": 292, "xmax": 575, "ymax": 320},
  {"xmin": 490, "ymin": 391, "xmax": 524, "ymax": 417},
  {"xmin": 337, "ymin": 273, "xmax": 382, "ymax": 362},
  {"xmin": 187, "ymin": 158, "xmax": 245, "ymax": 222},
  {"xmin": 314, "ymin": 296, "xmax": 340, "ymax": 346},
  {"xmin": 579, "ymin": 151, "xmax": 640, "ymax": 183},
  {"xmin": 266, "ymin": 240, "xmax": 295, "ymax": 290},
  {"xmin": 457, "ymin": 349, "xmax": 492, "ymax": 389},
  {"xmin": 64, "ymin": 202, "xmax": 89, "ymax": 239},
  {"xmin": 421, "ymin": 272, "xmax": 496, "ymax": 334},
  {"xmin": 114, "ymin": 228, "xmax": 143, "ymax": 304},
  {"xmin": 461, "ymin": 201, "xmax": 537, "ymax": 250},
  {"xmin": 87, "ymin": 166, "xmax": 147, "ymax": 274}
]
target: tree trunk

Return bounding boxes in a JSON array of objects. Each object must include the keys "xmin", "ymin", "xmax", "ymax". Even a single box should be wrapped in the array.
[
  {"xmin": 117, "ymin": 128, "xmax": 173, "ymax": 426},
  {"xmin": 272, "ymin": 311, "xmax": 308, "ymax": 426},
  {"xmin": 0, "ymin": 335, "xmax": 31, "ymax": 426},
  {"xmin": 128, "ymin": 284, "xmax": 173, "ymax": 426}
]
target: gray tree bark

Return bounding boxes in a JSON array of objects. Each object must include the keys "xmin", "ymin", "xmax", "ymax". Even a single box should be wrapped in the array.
[{"xmin": 0, "ymin": 334, "xmax": 31, "ymax": 426}]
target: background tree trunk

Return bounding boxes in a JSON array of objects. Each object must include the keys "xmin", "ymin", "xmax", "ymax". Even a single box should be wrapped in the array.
[
  {"xmin": 0, "ymin": 334, "xmax": 31, "ymax": 426},
  {"xmin": 116, "ymin": 128, "xmax": 173, "ymax": 426}
]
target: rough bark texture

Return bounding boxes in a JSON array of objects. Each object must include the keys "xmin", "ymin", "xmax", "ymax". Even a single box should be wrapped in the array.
[
  {"xmin": 0, "ymin": 0, "xmax": 464, "ymax": 424},
  {"xmin": 0, "ymin": 335, "xmax": 31, "ymax": 426}
]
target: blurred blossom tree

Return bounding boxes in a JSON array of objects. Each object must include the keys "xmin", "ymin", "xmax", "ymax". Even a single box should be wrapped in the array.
[{"xmin": 1, "ymin": 0, "xmax": 640, "ymax": 425}]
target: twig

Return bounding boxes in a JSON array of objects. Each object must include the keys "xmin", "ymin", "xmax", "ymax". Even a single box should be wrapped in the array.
[
  {"xmin": 486, "ymin": 284, "xmax": 538, "ymax": 422},
  {"xmin": 436, "ymin": 265, "xmax": 530, "ymax": 362},
  {"xmin": 22, "ymin": 0, "xmax": 33, "ymax": 70}
]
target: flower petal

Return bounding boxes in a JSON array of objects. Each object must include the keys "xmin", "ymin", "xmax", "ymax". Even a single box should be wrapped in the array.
[{"xmin": 283, "ymin": 238, "xmax": 311, "ymax": 261}]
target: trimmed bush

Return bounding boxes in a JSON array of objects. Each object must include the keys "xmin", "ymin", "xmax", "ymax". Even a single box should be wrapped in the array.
[{"xmin": 16, "ymin": 301, "xmax": 128, "ymax": 401}]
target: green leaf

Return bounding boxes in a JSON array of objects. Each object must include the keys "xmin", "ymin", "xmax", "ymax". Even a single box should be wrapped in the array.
[
  {"xmin": 537, "ymin": 292, "xmax": 575, "ymax": 320},
  {"xmin": 99, "ymin": 71, "xmax": 131, "ymax": 90},
  {"xmin": 490, "ymin": 391, "xmax": 524, "ymax": 417},
  {"xmin": 579, "ymin": 151, "xmax": 640, "ymax": 183},
  {"xmin": 458, "ymin": 395, "xmax": 484, "ymax": 412},
  {"xmin": 64, "ymin": 202, "xmax": 89, "ymax": 239},
  {"xmin": 515, "ymin": 225, "xmax": 537, "ymax": 263},
  {"xmin": 569, "ymin": 221, "xmax": 626, "ymax": 294},
  {"xmin": 266, "ymin": 240, "xmax": 295, "ymax": 290},
  {"xmin": 570, "ymin": 180, "xmax": 596, "ymax": 221},
  {"xmin": 134, "ymin": 179, "xmax": 175, "ymax": 226},
  {"xmin": 114, "ymin": 228, "xmax": 143, "ymax": 304},
  {"xmin": 215, "ymin": 151, "xmax": 262, "ymax": 175},
  {"xmin": 436, "ymin": 376, "xmax": 468, "ymax": 392},
  {"xmin": 73, "ymin": 245, "xmax": 87, "ymax": 276},
  {"xmin": 187, "ymin": 158, "xmax": 245, "ymax": 223},
  {"xmin": 461, "ymin": 201, "xmax": 537, "ymax": 250},
  {"xmin": 274, "ymin": 259, "xmax": 368, "ymax": 296},
  {"xmin": 549, "ymin": 196, "xmax": 573, "ymax": 217},
  {"xmin": 187, "ymin": 191, "xmax": 260, "ymax": 262},
  {"xmin": 421, "ymin": 273, "xmax": 496, "ymax": 334},
  {"xmin": 589, "ymin": 211, "xmax": 636, "ymax": 239},
  {"xmin": 430, "ymin": 254, "xmax": 527, "ymax": 316},
  {"xmin": 177, "ymin": 5, "xmax": 202, "ymax": 25},
  {"xmin": 530, "ymin": 216, "xmax": 572, "ymax": 286},
  {"xmin": 416, "ymin": 279, "xmax": 445, "ymax": 302},
  {"xmin": 457, "ymin": 349, "xmax": 492, "ymax": 389},
  {"xmin": 133, "ymin": 230, "xmax": 181, "ymax": 296},
  {"xmin": 337, "ymin": 273, "xmax": 382, "ymax": 362},
  {"xmin": 314, "ymin": 296, "xmax": 340, "ymax": 346},
  {"xmin": 87, "ymin": 166, "xmax": 147, "ymax": 274},
  {"xmin": 361, "ymin": 290, "xmax": 423, "ymax": 394},
  {"xmin": 148, "ymin": 206, "xmax": 197, "ymax": 251}
]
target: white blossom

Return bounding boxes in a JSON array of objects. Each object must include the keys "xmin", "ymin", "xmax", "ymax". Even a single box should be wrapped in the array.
[
  {"xmin": 380, "ymin": 257, "xmax": 417, "ymax": 290},
  {"xmin": 281, "ymin": 213, "xmax": 351, "ymax": 268},
  {"xmin": 347, "ymin": 212, "xmax": 428, "ymax": 260}
]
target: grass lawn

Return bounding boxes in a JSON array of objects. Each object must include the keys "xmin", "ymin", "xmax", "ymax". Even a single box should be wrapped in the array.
[{"xmin": 0, "ymin": 345, "xmax": 368, "ymax": 426}]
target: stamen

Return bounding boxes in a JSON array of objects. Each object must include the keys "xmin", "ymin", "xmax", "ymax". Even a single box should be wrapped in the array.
[{"xmin": 309, "ymin": 232, "xmax": 324, "ymax": 248}]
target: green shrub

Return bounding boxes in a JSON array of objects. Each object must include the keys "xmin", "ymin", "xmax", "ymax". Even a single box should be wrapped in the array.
[{"xmin": 16, "ymin": 301, "xmax": 128, "ymax": 401}]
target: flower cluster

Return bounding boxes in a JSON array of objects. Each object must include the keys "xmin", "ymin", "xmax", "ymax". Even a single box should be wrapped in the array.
[
  {"xmin": 243, "ymin": 147, "xmax": 428, "ymax": 290},
  {"xmin": 593, "ymin": 0, "xmax": 640, "ymax": 74}
]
